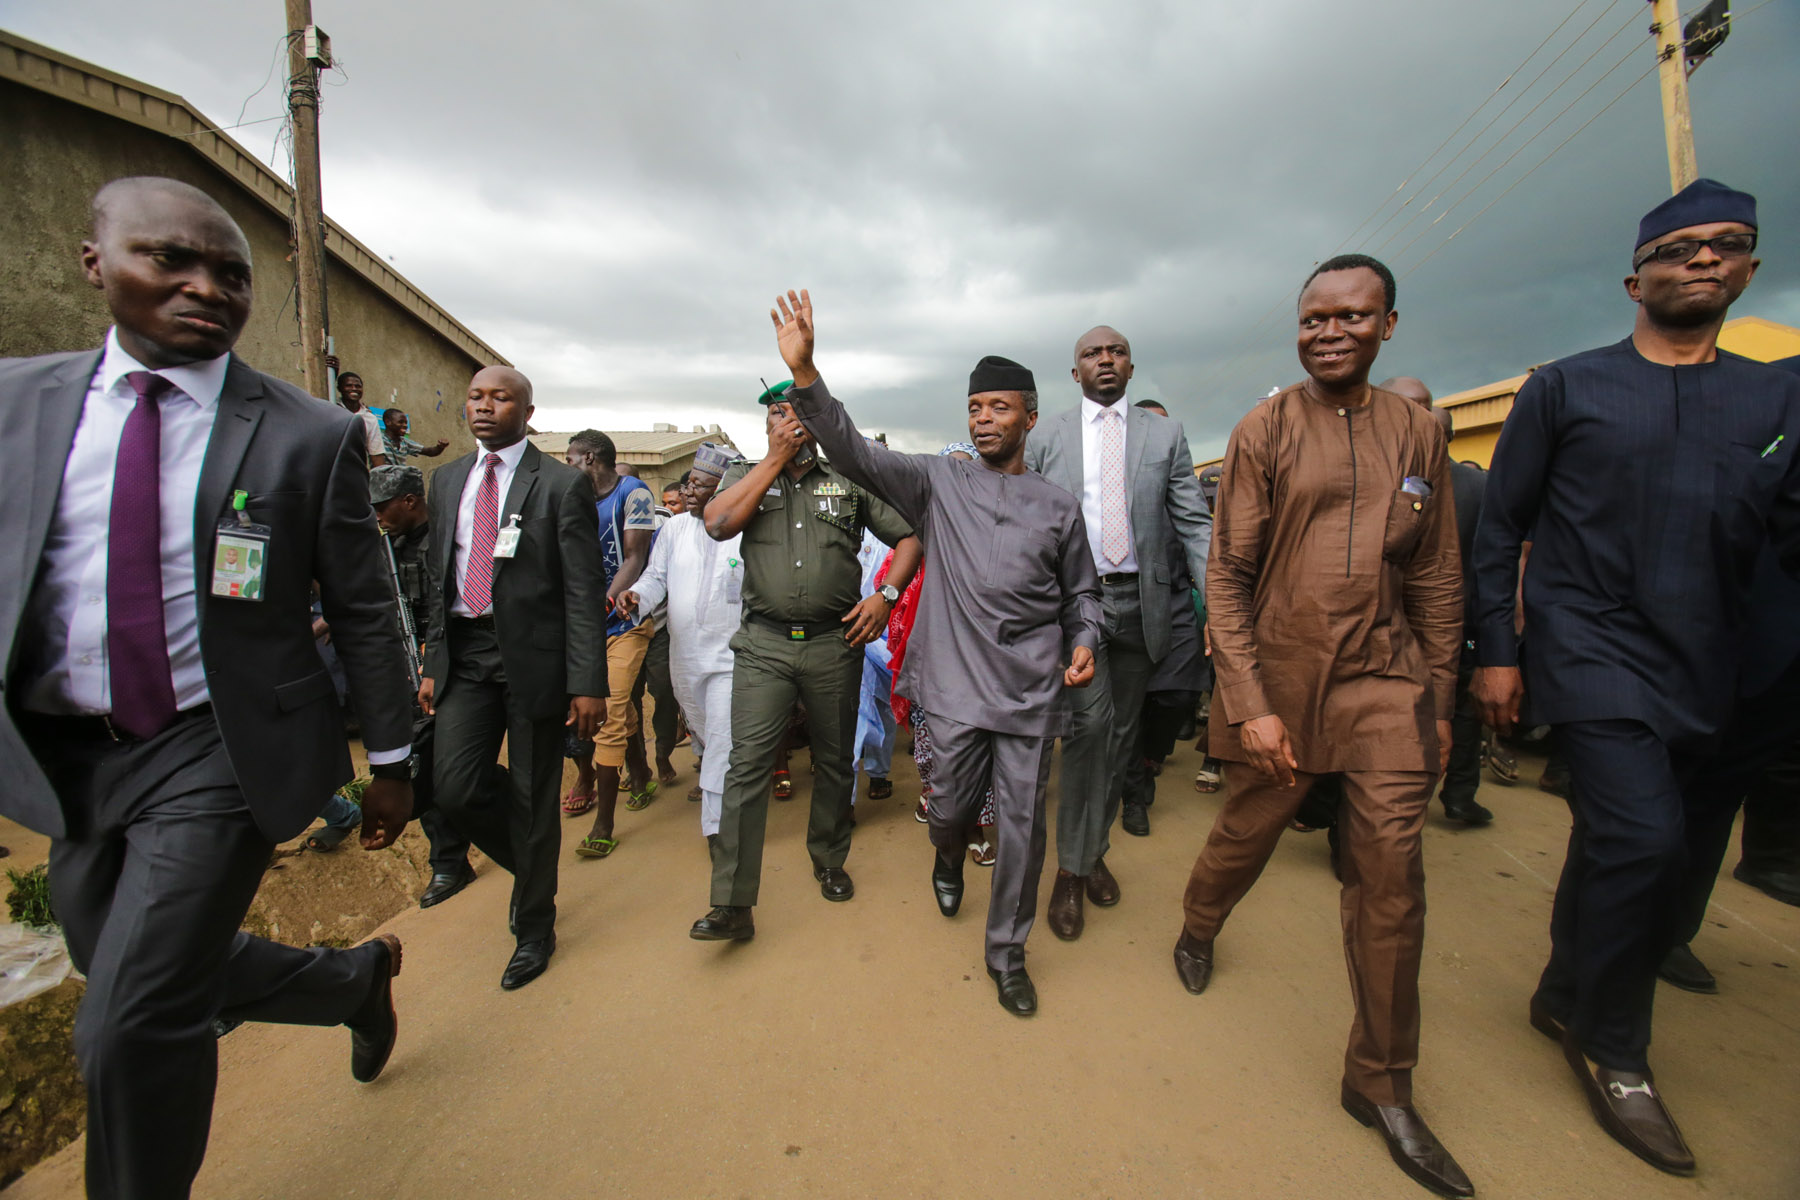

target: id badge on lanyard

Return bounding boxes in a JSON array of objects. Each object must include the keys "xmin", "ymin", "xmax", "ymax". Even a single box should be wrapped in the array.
[
  {"xmin": 494, "ymin": 514, "xmax": 523, "ymax": 558},
  {"xmin": 211, "ymin": 490, "xmax": 270, "ymax": 601}
]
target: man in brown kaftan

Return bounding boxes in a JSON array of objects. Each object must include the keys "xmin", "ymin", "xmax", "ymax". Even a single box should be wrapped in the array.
[{"xmin": 1174, "ymin": 255, "xmax": 1472, "ymax": 1199}]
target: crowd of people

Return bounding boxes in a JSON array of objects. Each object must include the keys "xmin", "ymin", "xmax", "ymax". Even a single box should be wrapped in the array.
[{"xmin": 1, "ymin": 173, "xmax": 1796, "ymax": 1200}]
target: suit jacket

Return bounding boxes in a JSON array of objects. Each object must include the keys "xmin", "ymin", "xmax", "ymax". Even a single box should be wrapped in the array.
[
  {"xmin": 421, "ymin": 442, "xmax": 608, "ymax": 719},
  {"xmin": 1025, "ymin": 401, "xmax": 1213, "ymax": 662},
  {"xmin": 1, "ymin": 350, "xmax": 415, "ymax": 842}
]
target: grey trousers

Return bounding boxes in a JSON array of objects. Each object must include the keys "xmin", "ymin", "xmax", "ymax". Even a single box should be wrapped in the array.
[
  {"xmin": 433, "ymin": 619, "xmax": 563, "ymax": 942},
  {"xmin": 26, "ymin": 713, "xmax": 383, "ymax": 1200},
  {"xmin": 1056, "ymin": 577, "xmax": 1153, "ymax": 875},
  {"xmin": 923, "ymin": 711, "xmax": 1054, "ymax": 973}
]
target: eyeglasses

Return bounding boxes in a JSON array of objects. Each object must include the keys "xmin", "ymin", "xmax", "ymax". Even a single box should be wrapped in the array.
[{"xmin": 1634, "ymin": 232, "xmax": 1757, "ymax": 270}]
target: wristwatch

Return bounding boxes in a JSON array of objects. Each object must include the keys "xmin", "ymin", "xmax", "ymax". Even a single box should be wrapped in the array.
[
  {"xmin": 878, "ymin": 584, "xmax": 900, "ymax": 603},
  {"xmin": 368, "ymin": 754, "xmax": 418, "ymax": 782}
]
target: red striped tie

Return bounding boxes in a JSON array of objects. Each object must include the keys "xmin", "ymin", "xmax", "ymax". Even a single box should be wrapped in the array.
[{"xmin": 462, "ymin": 453, "xmax": 502, "ymax": 613}]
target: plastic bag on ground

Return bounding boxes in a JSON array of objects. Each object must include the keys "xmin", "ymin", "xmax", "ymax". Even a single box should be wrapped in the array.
[{"xmin": 0, "ymin": 922, "xmax": 74, "ymax": 1009}]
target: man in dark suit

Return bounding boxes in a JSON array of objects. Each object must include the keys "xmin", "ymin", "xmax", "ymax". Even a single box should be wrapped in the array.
[
  {"xmin": 1024, "ymin": 327, "xmax": 1211, "ymax": 939},
  {"xmin": 0, "ymin": 177, "xmax": 416, "ymax": 1199},
  {"xmin": 1473, "ymin": 180, "xmax": 1800, "ymax": 1176},
  {"xmin": 419, "ymin": 365, "xmax": 608, "ymax": 990}
]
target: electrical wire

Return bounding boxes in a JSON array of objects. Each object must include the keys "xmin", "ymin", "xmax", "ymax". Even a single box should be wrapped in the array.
[{"xmin": 1368, "ymin": 0, "xmax": 1642, "ymax": 255}]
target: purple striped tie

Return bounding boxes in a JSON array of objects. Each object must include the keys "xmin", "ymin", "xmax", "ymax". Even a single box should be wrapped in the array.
[
  {"xmin": 461, "ymin": 453, "xmax": 503, "ymax": 614},
  {"xmin": 108, "ymin": 371, "xmax": 179, "ymax": 738}
]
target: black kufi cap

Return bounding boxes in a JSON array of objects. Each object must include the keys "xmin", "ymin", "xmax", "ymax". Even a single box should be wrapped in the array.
[
  {"xmin": 1636, "ymin": 178, "xmax": 1757, "ymax": 250},
  {"xmin": 968, "ymin": 355, "xmax": 1035, "ymax": 396}
]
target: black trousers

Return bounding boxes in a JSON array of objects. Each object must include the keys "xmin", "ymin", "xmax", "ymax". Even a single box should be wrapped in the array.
[
  {"xmin": 432, "ymin": 620, "xmax": 563, "ymax": 942},
  {"xmin": 25, "ymin": 712, "xmax": 383, "ymax": 1200},
  {"xmin": 1439, "ymin": 646, "xmax": 1482, "ymax": 808},
  {"xmin": 1537, "ymin": 719, "xmax": 1706, "ymax": 1072},
  {"xmin": 407, "ymin": 713, "xmax": 472, "ymax": 876},
  {"xmin": 1675, "ymin": 660, "xmax": 1800, "ymax": 943},
  {"xmin": 633, "ymin": 623, "xmax": 680, "ymax": 758}
]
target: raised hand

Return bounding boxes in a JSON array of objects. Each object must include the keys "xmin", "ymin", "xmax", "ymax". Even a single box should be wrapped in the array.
[{"xmin": 770, "ymin": 289, "xmax": 819, "ymax": 387}]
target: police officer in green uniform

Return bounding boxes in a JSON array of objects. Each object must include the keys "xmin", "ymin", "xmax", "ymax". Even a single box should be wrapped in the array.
[
  {"xmin": 370, "ymin": 465, "xmax": 477, "ymax": 908},
  {"xmin": 689, "ymin": 382, "xmax": 923, "ymax": 941}
]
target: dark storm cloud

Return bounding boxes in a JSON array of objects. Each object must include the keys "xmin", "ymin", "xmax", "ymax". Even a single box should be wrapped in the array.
[{"xmin": 7, "ymin": 0, "xmax": 1797, "ymax": 456}]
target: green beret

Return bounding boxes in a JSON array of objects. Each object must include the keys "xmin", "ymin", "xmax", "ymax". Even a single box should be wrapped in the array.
[{"xmin": 757, "ymin": 380, "xmax": 794, "ymax": 406}]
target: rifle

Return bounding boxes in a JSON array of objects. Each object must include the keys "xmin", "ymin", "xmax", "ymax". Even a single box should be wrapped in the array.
[{"xmin": 383, "ymin": 531, "xmax": 424, "ymax": 692}]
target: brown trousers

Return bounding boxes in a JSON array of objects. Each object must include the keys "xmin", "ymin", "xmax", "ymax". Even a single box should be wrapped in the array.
[{"xmin": 1182, "ymin": 762, "xmax": 1433, "ymax": 1106}]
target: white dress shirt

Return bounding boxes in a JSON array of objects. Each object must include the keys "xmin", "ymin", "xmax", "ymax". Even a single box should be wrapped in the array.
[
  {"xmin": 23, "ymin": 328, "xmax": 227, "ymax": 715},
  {"xmin": 450, "ymin": 436, "xmax": 531, "ymax": 616},
  {"xmin": 1079, "ymin": 395, "xmax": 1138, "ymax": 574}
]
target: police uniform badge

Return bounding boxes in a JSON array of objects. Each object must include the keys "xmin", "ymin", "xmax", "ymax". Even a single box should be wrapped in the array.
[{"xmin": 811, "ymin": 479, "xmax": 860, "ymax": 533}]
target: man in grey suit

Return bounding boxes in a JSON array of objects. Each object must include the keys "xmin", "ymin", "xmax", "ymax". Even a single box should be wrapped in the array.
[
  {"xmin": 1024, "ymin": 326, "xmax": 1211, "ymax": 939},
  {"xmin": 418, "ymin": 365, "xmax": 608, "ymax": 990},
  {"xmin": 0, "ymin": 177, "xmax": 416, "ymax": 1199}
]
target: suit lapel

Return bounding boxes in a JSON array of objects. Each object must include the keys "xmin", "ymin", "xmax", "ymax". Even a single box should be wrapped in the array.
[
  {"xmin": 501, "ymin": 440, "xmax": 542, "ymax": 521},
  {"xmin": 431, "ymin": 452, "xmax": 476, "ymax": 595},
  {"xmin": 22, "ymin": 352, "xmax": 102, "ymax": 585},
  {"xmin": 192, "ymin": 357, "xmax": 266, "ymax": 609},
  {"xmin": 1058, "ymin": 408, "xmax": 1084, "ymax": 488},
  {"xmin": 1125, "ymin": 403, "xmax": 1149, "ymax": 496}
]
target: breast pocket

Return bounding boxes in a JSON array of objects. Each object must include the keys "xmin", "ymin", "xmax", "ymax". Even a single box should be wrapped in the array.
[
  {"xmin": 1719, "ymin": 440, "xmax": 1784, "ymax": 507},
  {"xmin": 986, "ymin": 526, "xmax": 1059, "ymax": 588},
  {"xmin": 1382, "ymin": 490, "xmax": 1428, "ymax": 563},
  {"xmin": 747, "ymin": 492, "xmax": 786, "ymax": 545}
]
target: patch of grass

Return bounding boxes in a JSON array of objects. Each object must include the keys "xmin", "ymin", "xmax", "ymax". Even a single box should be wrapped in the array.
[
  {"xmin": 5, "ymin": 863, "xmax": 58, "ymax": 932},
  {"xmin": 336, "ymin": 776, "xmax": 370, "ymax": 806}
]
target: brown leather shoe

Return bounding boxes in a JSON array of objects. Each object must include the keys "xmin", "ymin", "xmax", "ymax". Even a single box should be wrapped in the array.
[
  {"xmin": 1341, "ymin": 1083, "xmax": 1474, "ymax": 1198},
  {"xmin": 1047, "ymin": 870, "xmax": 1084, "ymax": 940},
  {"xmin": 1085, "ymin": 857, "xmax": 1120, "ymax": 907},
  {"xmin": 1172, "ymin": 930, "xmax": 1214, "ymax": 994},
  {"xmin": 1562, "ymin": 1034, "xmax": 1695, "ymax": 1176}
]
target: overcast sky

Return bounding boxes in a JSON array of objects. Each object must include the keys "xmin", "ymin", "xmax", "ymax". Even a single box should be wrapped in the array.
[{"xmin": 7, "ymin": 0, "xmax": 1797, "ymax": 458}]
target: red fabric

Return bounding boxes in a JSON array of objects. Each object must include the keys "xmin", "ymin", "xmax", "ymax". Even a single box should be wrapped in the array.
[{"xmin": 883, "ymin": 551, "xmax": 925, "ymax": 728}]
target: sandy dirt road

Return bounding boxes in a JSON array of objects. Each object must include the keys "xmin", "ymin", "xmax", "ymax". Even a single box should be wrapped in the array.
[{"xmin": 7, "ymin": 735, "xmax": 1798, "ymax": 1199}]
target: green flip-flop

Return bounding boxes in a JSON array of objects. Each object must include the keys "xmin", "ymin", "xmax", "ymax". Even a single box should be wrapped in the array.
[
  {"xmin": 624, "ymin": 779, "xmax": 659, "ymax": 811},
  {"xmin": 575, "ymin": 835, "xmax": 619, "ymax": 859}
]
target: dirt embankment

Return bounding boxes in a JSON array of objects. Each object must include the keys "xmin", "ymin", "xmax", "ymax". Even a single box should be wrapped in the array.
[{"xmin": 0, "ymin": 818, "xmax": 444, "ymax": 1187}]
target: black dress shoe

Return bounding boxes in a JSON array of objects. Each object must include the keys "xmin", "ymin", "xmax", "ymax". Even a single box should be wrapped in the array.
[
  {"xmin": 347, "ymin": 934, "xmax": 402, "ymax": 1083},
  {"xmin": 1340, "ymin": 1083, "xmax": 1474, "ymax": 1198},
  {"xmin": 690, "ymin": 905, "xmax": 755, "ymax": 941},
  {"xmin": 1562, "ymin": 1034, "xmax": 1695, "ymax": 1175},
  {"xmin": 1440, "ymin": 796, "xmax": 1494, "ymax": 825},
  {"xmin": 1172, "ymin": 930, "xmax": 1214, "ymax": 995},
  {"xmin": 418, "ymin": 862, "xmax": 476, "ymax": 909},
  {"xmin": 1528, "ymin": 994, "xmax": 1568, "ymax": 1044},
  {"xmin": 1657, "ymin": 943, "xmax": 1717, "ymax": 994},
  {"xmin": 501, "ymin": 934, "xmax": 555, "ymax": 991},
  {"xmin": 815, "ymin": 865, "xmax": 855, "ymax": 902},
  {"xmin": 1121, "ymin": 802, "xmax": 1150, "ymax": 837},
  {"xmin": 931, "ymin": 853, "xmax": 964, "ymax": 918},
  {"xmin": 1733, "ymin": 861, "xmax": 1800, "ymax": 906},
  {"xmin": 986, "ymin": 965, "xmax": 1037, "ymax": 1017}
]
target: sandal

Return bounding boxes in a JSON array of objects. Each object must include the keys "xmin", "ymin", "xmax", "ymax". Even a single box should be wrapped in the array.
[
  {"xmin": 914, "ymin": 798, "xmax": 929, "ymax": 824},
  {"xmin": 968, "ymin": 839, "xmax": 996, "ymax": 867},
  {"xmin": 304, "ymin": 822, "xmax": 354, "ymax": 852},
  {"xmin": 687, "ymin": 784, "xmax": 703, "ymax": 802},
  {"xmin": 868, "ymin": 777, "xmax": 893, "ymax": 800},
  {"xmin": 624, "ymin": 778, "xmax": 659, "ymax": 811},
  {"xmin": 575, "ymin": 835, "xmax": 619, "ymax": 859},
  {"xmin": 562, "ymin": 785, "xmax": 596, "ymax": 817},
  {"xmin": 772, "ymin": 771, "xmax": 794, "ymax": 800}
]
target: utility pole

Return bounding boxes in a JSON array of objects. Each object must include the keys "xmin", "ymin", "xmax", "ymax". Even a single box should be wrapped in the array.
[
  {"xmin": 1649, "ymin": 0, "xmax": 1698, "ymax": 192},
  {"xmin": 284, "ymin": 0, "xmax": 332, "ymax": 399}
]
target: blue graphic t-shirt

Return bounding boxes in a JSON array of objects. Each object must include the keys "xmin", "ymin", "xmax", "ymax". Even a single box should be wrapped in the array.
[{"xmin": 597, "ymin": 475, "xmax": 657, "ymax": 636}]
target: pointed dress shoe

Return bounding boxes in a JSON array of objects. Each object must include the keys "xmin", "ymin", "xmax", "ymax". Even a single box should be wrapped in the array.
[
  {"xmin": 501, "ymin": 934, "xmax": 555, "ymax": 991},
  {"xmin": 987, "ymin": 965, "xmax": 1037, "ymax": 1017},
  {"xmin": 931, "ymin": 853, "xmax": 964, "ymax": 918},
  {"xmin": 1047, "ymin": 870, "xmax": 1085, "ymax": 940},
  {"xmin": 1172, "ymin": 930, "xmax": 1215, "ymax": 995},
  {"xmin": 1733, "ymin": 861, "xmax": 1800, "ymax": 906},
  {"xmin": 1085, "ymin": 857, "xmax": 1120, "ymax": 907},
  {"xmin": 1340, "ymin": 1083, "xmax": 1474, "ymax": 1198},
  {"xmin": 347, "ymin": 934, "xmax": 402, "ymax": 1083},
  {"xmin": 815, "ymin": 866, "xmax": 855, "ymax": 902},
  {"xmin": 418, "ymin": 862, "xmax": 476, "ymax": 909},
  {"xmin": 1439, "ymin": 796, "xmax": 1493, "ymax": 825},
  {"xmin": 1562, "ymin": 1034, "xmax": 1695, "ymax": 1175},
  {"xmin": 689, "ymin": 905, "xmax": 755, "ymax": 941},
  {"xmin": 1657, "ymin": 942, "xmax": 1717, "ymax": 994}
]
